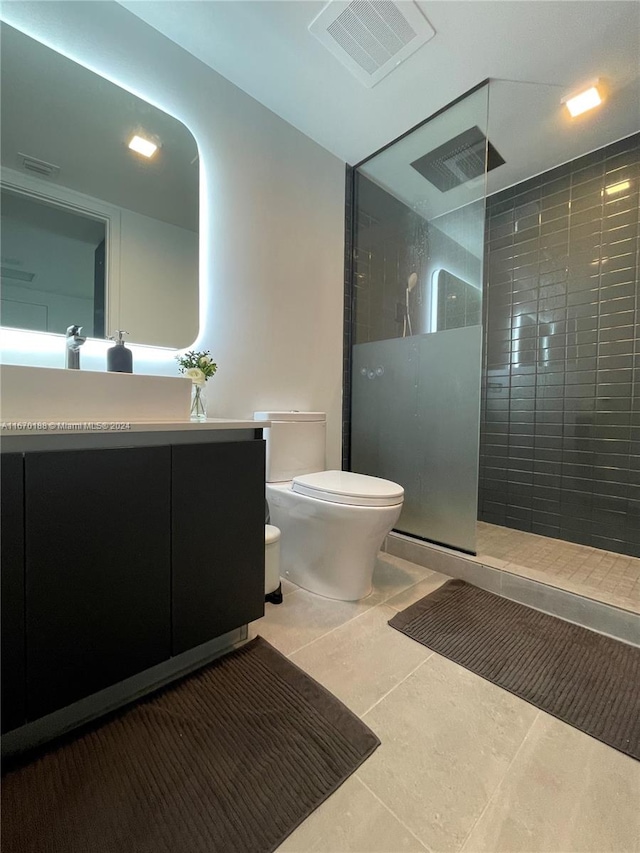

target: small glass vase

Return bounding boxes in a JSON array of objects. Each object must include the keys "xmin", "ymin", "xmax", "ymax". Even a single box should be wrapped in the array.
[{"xmin": 190, "ymin": 382, "xmax": 207, "ymax": 422}]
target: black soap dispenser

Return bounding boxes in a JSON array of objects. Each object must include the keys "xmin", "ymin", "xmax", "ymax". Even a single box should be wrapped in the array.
[{"xmin": 107, "ymin": 330, "xmax": 133, "ymax": 373}]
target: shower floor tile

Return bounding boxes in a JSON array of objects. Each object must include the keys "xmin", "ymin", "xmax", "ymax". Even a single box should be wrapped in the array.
[{"xmin": 477, "ymin": 522, "xmax": 640, "ymax": 614}]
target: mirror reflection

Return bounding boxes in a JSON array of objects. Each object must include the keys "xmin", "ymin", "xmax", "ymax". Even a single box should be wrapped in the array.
[
  {"xmin": 1, "ymin": 188, "xmax": 107, "ymax": 337},
  {"xmin": 435, "ymin": 270, "xmax": 481, "ymax": 332},
  {"xmin": 0, "ymin": 23, "xmax": 199, "ymax": 349}
]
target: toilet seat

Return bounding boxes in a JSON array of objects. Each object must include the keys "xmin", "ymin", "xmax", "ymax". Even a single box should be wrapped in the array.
[{"xmin": 292, "ymin": 470, "xmax": 404, "ymax": 507}]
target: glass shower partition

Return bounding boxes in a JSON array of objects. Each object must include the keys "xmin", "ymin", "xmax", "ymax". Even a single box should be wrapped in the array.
[{"xmin": 350, "ymin": 84, "xmax": 490, "ymax": 553}]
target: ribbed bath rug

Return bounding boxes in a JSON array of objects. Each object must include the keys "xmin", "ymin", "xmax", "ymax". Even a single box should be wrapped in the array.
[
  {"xmin": 389, "ymin": 579, "xmax": 640, "ymax": 760},
  {"xmin": 1, "ymin": 636, "xmax": 380, "ymax": 853}
]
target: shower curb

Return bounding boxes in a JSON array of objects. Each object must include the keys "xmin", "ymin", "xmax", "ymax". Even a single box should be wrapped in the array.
[{"xmin": 384, "ymin": 532, "xmax": 640, "ymax": 648}]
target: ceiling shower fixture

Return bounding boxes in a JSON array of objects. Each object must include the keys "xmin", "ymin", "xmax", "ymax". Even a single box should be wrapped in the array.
[
  {"xmin": 309, "ymin": 1, "xmax": 435, "ymax": 88},
  {"xmin": 410, "ymin": 126, "xmax": 505, "ymax": 192}
]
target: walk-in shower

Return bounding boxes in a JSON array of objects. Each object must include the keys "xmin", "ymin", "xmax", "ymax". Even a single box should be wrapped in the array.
[
  {"xmin": 347, "ymin": 79, "xmax": 639, "ymax": 614},
  {"xmin": 348, "ymin": 82, "xmax": 490, "ymax": 554}
]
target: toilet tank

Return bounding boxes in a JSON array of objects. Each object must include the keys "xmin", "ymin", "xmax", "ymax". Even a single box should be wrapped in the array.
[{"xmin": 254, "ymin": 412, "xmax": 326, "ymax": 482}]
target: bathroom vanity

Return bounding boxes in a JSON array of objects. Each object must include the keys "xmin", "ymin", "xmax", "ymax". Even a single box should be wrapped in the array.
[{"xmin": 1, "ymin": 420, "xmax": 266, "ymax": 753}]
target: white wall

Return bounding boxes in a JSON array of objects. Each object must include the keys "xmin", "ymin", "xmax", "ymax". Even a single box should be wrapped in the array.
[
  {"xmin": 0, "ymin": 2, "xmax": 346, "ymax": 465},
  {"xmin": 119, "ymin": 209, "xmax": 198, "ymax": 349}
]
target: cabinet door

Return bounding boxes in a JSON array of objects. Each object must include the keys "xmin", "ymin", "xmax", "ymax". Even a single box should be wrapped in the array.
[
  {"xmin": 172, "ymin": 440, "xmax": 265, "ymax": 655},
  {"xmin": 1, "ymin": 453, "xmax": 26, "ymax": 733},
  {"xmin": 25, "ymin": 446, "xmax": 171, "ymax": 719}
]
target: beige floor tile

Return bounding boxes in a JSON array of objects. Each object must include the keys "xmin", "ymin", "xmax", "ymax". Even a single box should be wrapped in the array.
[
  {"xmin": 290, "ymin": 605, "xmax": 433, "ymax": 716},
  {"xmin": 256, "ymin": 543, "xmax": 637, "ymax": 852},
  {"xmin": 357, "ymin": 655, "xmax": 538, "ymax": 853},
  {"xmin": 386, "ymin": 573, "xmax": 450, "ymax": 612},
  {"xmin": 461, "ymin": 715, "xmax": 640, "ymax": 853},
  {"xmin": 277, "ymin": 775, "xmax": 428, "ymax": 852},
  {"xmin": 252, "ymin": 589, "xmax": 375, "ymax": 656},
  {"xmin": 281, "ymin": 577, "xmax": 298, "ymax": 596},
  {"xmin": 254, "ymin": 553, "xmax": 437, "ymax": 656},
  {"xmin": 369, "ymin": 553, "xmax": 441, "ymax": 604}
]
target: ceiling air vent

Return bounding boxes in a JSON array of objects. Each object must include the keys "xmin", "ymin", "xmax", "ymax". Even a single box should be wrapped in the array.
[
  {"xmin": 18, "ymin": 153, "xmax": 60, "ymax": 180},
  {"xmin": 309, "ymin": 1, "xmax": 435, "ymax": 88},
  {"xmin": 1, "ymin": 266, "xmax": 35, "ymax": 283},
  {"xmin": 410, "ymin": 127, "xmax": 505, "ymax": 192}
]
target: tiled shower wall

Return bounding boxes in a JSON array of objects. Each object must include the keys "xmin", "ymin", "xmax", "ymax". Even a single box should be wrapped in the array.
[
  {"xmin": 352, "ymin": 176, "xmax": 429, "ymax": 344},
  {"xmin": 479, "ymin": 133, "xmax": 640, "ymax": 557}
]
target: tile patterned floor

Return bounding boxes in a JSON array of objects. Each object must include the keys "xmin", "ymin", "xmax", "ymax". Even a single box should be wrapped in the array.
[
  {"xmin": 251, "ymin": 555, "xmax": 640, "ymax": 853},
  {"xmin": 476, "ymin": 522, "xmax": 640, "ymax": 614}
]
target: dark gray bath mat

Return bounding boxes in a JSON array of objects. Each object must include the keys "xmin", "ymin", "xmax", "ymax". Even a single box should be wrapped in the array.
[
  {"xmin": 1, "ymin": 636, "xmax": 380, "ymax": 853},
  {"xmin": 389, "ymin": 579, "xmax": 640, "ymax": 760}
]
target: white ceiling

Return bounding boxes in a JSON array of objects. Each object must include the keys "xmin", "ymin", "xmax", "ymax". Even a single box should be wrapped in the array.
[{"xmin": 119, "ymin": 0, "xmax": 640, "ymax": 169}]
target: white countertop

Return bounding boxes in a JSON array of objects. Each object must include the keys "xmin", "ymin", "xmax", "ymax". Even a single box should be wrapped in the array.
[{"xmin": 1, "ymin": 418, "xmax": 270, "ymax": 437}]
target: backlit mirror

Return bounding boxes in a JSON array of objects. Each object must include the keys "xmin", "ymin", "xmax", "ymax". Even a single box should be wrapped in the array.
[
  {"xmin": 0, "ymin": 23, "xmax": 199, "ymax": 349},
  {"xmin": 434, "ymin": 269, "xmax": 481, "ymax": 332}
]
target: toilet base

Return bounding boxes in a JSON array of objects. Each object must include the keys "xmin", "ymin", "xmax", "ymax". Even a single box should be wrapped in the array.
[
  {"xmin": 265, "ymin": 583, "xmax": 283, "ymax": 605},
  {"xmin": 267, "ymin": 482, "xmax": 403, "ymax": 601}
]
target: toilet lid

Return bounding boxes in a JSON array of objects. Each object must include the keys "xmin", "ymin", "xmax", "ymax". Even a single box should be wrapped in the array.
[{"xmin": 292, "ymin": 470, "xmax": 404, "ymax": 507}]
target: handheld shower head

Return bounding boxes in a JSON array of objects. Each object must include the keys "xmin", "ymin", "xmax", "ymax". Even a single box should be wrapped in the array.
[{"xmin": 403, "ymin": 273, "xmax": 418, "ymax": 338}]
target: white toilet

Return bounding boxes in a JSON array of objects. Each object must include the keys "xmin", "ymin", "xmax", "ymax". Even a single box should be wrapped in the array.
[{"xmin": 254, "ymin": 412, "xmax": 404, "ymax": 601}]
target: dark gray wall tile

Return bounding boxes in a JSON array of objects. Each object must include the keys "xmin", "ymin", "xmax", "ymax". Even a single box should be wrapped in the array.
[{"xmin": 480, "ymin": 132, "xmax": 639, "ymax": 556}]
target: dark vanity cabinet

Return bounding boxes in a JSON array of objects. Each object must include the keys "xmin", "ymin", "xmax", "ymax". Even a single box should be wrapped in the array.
[
  {"xmin": 172, "ymin": 441, "xmax": 265, "ymax": 654},
  {"xmin": 24, "ymin": 447, "xmax": 172, "ymax": 720},
  {"xmin": 1, "ymin": 436, "xmax": 265, "ymax": 735},
  {"xmin": 1, "ymin": 454, "xmax": 26, "ymax": 733}
]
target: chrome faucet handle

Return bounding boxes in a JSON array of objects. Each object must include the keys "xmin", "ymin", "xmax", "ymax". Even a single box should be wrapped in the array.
[
  {"xmin": 65, "ymin": 324, "xmax": 86, "ymax": 369},
  {"xmin": 66, "ymin": 325, "xmax": 86, "ymax": 349}
]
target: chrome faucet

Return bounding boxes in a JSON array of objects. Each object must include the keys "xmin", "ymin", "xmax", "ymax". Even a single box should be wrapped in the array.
[{"xmin": 65, "ymin": 324, "xmax": 86, "ymax": 369}]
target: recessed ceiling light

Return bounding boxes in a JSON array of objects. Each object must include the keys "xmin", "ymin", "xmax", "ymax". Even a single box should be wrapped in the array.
[
  {"xmin": 128, "ymin": 135, "xmax": 158, "ymax": 158},
  {"xmin": 562, "ymin": 82, "xmax": 602, "ymax": 117},
  {"xmin": 604, "ymin": 180, "xmax": 630, "ymax": 196}
]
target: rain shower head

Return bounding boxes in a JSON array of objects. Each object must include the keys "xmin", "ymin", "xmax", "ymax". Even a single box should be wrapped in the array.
[{"xmin": 410, "ymin": 126, "xmax": 505, "ymax": 192}]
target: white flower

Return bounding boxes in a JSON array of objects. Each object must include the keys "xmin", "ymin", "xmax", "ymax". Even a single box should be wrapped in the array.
[
  {"xmin": 185, "ymin": 367, "xmax": 206, "ymax": 385},
  {"xmin": 199, "ymin": 355, "xmax": 212, "ymax": 367}
]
